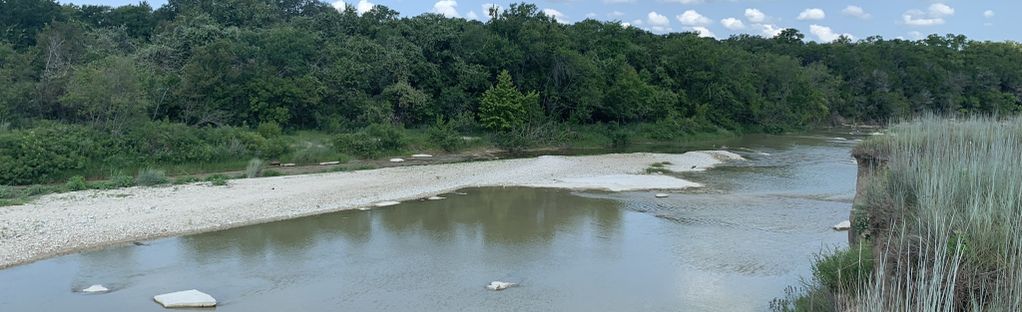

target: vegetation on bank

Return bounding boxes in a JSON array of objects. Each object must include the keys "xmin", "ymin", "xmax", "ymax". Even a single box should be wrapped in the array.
[
  {"xmin": 2, "ymin": 1, "xmax": 1021, "ymax": 184},
  {"xmin": 775, "ymin": 117, "xmax": 1022, "ymax": 311}
]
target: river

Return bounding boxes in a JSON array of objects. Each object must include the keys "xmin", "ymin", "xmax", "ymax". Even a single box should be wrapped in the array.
[{"xmin": 0, "ymin": 131, "xmax": 861, "ymax": 311}]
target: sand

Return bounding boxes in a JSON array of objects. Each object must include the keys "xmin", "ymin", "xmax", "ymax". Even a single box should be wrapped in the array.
[{"xmin": 0, "ymin": 151, "xmax": 742, "ymax": 268}]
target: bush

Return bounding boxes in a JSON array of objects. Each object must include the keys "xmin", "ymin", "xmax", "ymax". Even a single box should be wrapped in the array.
[
  {"xmin": 0, "ymin": 185, "xmax": 13, "ymax": 199},
  {"xmin": 427, "ymin": 117, "xmax": 464, "ymax": 152},
  {"xmin": 107, "ymin": 174, "xmax": 135, "ymax": 188},
  {"xmin": 246, "ymin": 158, "xmax": 265, "ymax": 178},
  {"xmin": 334, "ymin": 132, "xmax": 381, "ymax": 158},
  {"xmin": 334, "ymin": 124, "xmax": 408, "ymax": 158},
  {"xmin": 206, "ymin": 174, "xmax": 229, "ymax": 186},
  {"xmin": 812, "ymin": 244, "xmax": 873, "ymax": 292},
  {"xmin": 257, "ymin": 122, "xmax": 283, "ymax": 138},
  {"xmin": 135, "ymin": 168, "xmax": 168, "ymax": 186},
  {"xmin": 66, "ymin": 176, "xmax": 88, "ymax": 191}
]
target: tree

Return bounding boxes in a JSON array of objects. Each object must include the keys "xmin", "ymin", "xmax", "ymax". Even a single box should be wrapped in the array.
[
  {"xmin": 478, "ymin": 70, "xmax": 539, "ymax": 131},
  {"xmin": 59, "ymin": 55, "xmax": 150, "ymax": 131}
]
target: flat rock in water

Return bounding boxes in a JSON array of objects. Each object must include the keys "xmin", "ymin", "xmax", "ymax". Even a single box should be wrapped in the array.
[
  {"xmin": 153, "ymin": 289, "xmax": 216, "ymax": 308},
  {"xmin": 427, "ymin": 196, "xmax": 445, "ymax": 201},
  {"xmin": 486, "ymin": 281, "xmax": 516, "ymax": 291},
  {"xmin": 655, "ymin": 193, "xmax": 670, "ymax": 198},
  {"xmin": 82, "ymin": 285, "xmax": 109, "ymax": 293},
  {"xmin": 833, "ymin": 220, "xmax": 852, "ymax": 231},
  {"xmin": 389, "ymin": 158, "xmax": 405, "ymax": 163},
  {"xmin": 374, "ymin": 201, "xmax": 400, "ymax": 207},
  {"xmin": 411, "ymin": 154, "xmax": 433, "ymax": 158},
  {"xmin": 319, "ymin": 161, "xmax": 340, "ymax": 166}
]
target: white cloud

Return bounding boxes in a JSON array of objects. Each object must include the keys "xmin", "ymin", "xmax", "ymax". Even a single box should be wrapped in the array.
[
  {"xmin": 356, "ymin": 0, "xmax": 374, "ymax": 15},
  {"xmin": 842, "ymin": 5, "xmax": 870, "ymax": 19},
  {"xmin": 745, "ymin": 8, "xmax": 766, "ymax": 23},
  {"xmin": 903, "ymin": 3, "xmax": 955, "ymax": 26},
  {"xmin": 720, "ymin": 17, "xmax": 745, "ymax": 30},
  {"xmin": 929, "ymin": 3, "xmax": 954, "ymax": 17},
  {"xmin": 331, "ymin": 0, "xmax": 346, "ymax": 11},
  {"xmin": 688, "ymin": 26, "xmax": 716, "ymax": 38},
  {"xmin": 809, "ymin": 24, "xmax": 852, "ymax": 42},
  {"xmin": 466, "ymin": 11, "xmax": 479, "ymax": 20},
  {"xmin": 432, "ymin": 1, "xmax": 459, "ymax": 18},
  {"xmin": 797, "ymin": 8, "xmax": 826, "ymax": 21},
  {"xmin": 543, "ymin": 8, "xmax": 569, "ymax": 24},
  {"xmin": 758, "ymin": 24, "xmax": 783, "ymax": 37},
  {"xmin": 631, "ymin": 19, "xmax": 644, "ymax": 26},
  {"xmin": 677, "ymin": 10, "xmax": 711, "ymax": 26},
  {"xmin": 609, "ymin": 11, "xmax": 625, "ymax": 17},
  {"xmin": 648, "ymin": 11, "xmax": 670, "ymax": 27},
  {"xmin": 621, "ymin": 22, "xmax": 632, "ymax": 28},
  {"xmin": 586, "ymin": 12, "xmax": 597, "ymax": 18},
  {"xmin": 984, "ymin": 10, "xmax": 995, "ymax": 18}
]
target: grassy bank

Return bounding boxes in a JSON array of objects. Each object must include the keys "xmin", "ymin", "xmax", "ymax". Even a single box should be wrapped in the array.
[
  {"xmin": 774, "ymin": 117, "xmax": 1022, "ymax": 311},
  {"xmin": 0, "ymin": 120, "xmax": 737, "ymax": 206}
]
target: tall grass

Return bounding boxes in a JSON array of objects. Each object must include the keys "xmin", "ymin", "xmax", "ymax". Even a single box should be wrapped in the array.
[{"xmin": 847, "ymin": 116, "xmax": 1022, "ymax": 311}]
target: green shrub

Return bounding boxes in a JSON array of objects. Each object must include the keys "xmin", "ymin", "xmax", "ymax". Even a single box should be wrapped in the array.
[
  {"xmin": 66, "ymin": 176, "xmax": 88, "ymax": 191},
  {"xmin": 0, "ymin": 185, "xmax": 13, "ymax": 199},
  {"xmin": 812, "ymin": 244, "xmax": 873, "ymax": 292},
  {"xmin": 257, "ymin": 122, "xmax": 283, "ymax": 138},
  {"xmin": 427, "ymin": 117, "xmax": 464, "ymax": 152},
  {"xmin": 334, "ymin": 132, "xmax": 380, "ymax": 158},
  {"xmin": 262, "ymin": 137, "xmax": 291, "ymax": 158},
  {"xmin": 22, "ymin": 184, "xmax": 61, "ymax": 196},
  {"xmin": 609, "ymin": 127, "xmax": 631, "ymax": 148},
  {"xmin": 364, "ymin": 123, "xmax": 407, "ymax": 151},
  {"xmin": 135, "ymin": 168, "xmax": 168, "ymax": 186},
  {"xmin": 206, "ymin": 174, "xmax": 229, "ymax": 186},
  {"xmin": 246, "ymin": 158, "xmax": 265, "ymax": 178},
  {"xmin": 108, "ymin": 174, "xmax": 135, "ymax": 188}
]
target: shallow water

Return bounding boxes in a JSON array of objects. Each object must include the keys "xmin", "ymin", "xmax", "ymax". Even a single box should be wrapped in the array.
[{"xmin": 0, "ymin": 131, "xmax": 861, "ymax": 311}]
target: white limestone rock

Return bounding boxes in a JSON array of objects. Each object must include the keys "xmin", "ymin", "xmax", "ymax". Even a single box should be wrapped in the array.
[
  {"xmin": 389, "ymin": 158, "xmax": 405, "ymax": 163},
  {"xmin": 655, "ymin": 193, "xmax": 669, "ymax": 198},
  {"xmin": 427, "ymin": 196, "xmax": 445, "ymax": 201},
  {"xmin": 411, "ymin": 154, "xmax": 433, "ymax": 158},
  {"xmin": 486, "ymin": 281, "xmax": 516, "ymax": 291},
  {"xmin": 318, "ymin": 161, "xmax": 340, "ymax": 166},
  {"xmin": 833, "ymin": 220, "xmax": 852, "ymax": 231},
  {"xmin": 374, "ymin": 201, "xmax": 401, "ymax": 207},
  {"xmin": 82, "ymin": 284, "xmax": 109, "ymax": 293},
  {"xmin": 153, "ymin": 289, "xmax": 216, "ymax": 308}
]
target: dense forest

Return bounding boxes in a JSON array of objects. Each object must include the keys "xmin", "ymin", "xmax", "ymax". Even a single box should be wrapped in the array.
[{"xmin": 2, "ymin": 0, "xmax": 1022, "ymax": 185}]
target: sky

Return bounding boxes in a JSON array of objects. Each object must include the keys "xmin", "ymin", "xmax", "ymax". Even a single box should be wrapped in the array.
[{"xmin": 62, "ymin": 0, "xmax": 1021, "ymax": 42}]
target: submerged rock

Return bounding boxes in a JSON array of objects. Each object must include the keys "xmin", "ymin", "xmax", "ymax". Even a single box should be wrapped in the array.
[
  {"xmin": 81, "ymin": 285, "xmax": 109, "ymax": 293},
  {"xmin": 427, "ymin": 196, "xmax": 445, "ymax": 201},
  {"xmin": 655, "ymin": 193, "xmax": 670, "ymax": 198},
  {"xmin": 153, "ymin": 289, "xmax": 216, "ymax": 308},
  {"xmin": 833, "ymin": 220, "xmax": 852, "ymax": 231},
  {"xmin": 486, "ymin": 281, "xmax": 516, "ymax": 291}
]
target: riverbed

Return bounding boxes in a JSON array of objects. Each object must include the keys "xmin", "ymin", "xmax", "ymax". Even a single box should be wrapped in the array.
[{"xmin": 0, "ymin": 132, "xmax": 860, "ymax": 311}]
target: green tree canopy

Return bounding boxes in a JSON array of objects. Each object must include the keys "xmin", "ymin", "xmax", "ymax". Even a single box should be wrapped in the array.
[{"xmin": 478, "ymin": 70, "xmax": 540, "ymax": 131}]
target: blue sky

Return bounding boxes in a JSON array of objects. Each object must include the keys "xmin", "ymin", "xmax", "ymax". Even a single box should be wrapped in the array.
[{"xmin": 61, "ymin": 0, "xmax": 1019, "ymax": 42}]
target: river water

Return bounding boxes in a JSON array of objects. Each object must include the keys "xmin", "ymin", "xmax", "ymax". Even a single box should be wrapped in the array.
[{"xmin": 0, "ymin": 132, "xmax": 861, "ymax": 311}]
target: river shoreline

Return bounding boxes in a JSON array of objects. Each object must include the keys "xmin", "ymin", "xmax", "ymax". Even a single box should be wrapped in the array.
[{"xmin": 0, "ymin": 151, "xmax": 741, "ymax": 269}]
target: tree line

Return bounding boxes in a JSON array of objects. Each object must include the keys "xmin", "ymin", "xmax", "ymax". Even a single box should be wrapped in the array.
[{"xmin": 1, "ymin": 0, "xmax": 1021, "ymax": 184}]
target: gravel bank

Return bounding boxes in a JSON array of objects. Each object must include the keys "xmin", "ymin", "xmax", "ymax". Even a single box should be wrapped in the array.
[{"xmin": 0, "ymin": 151, "xmax": 741, "ymax": 269}]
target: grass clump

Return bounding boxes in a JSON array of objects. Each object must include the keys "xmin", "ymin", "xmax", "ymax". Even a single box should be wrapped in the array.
[
  {"xmin": 173, "ymin": 176, "xmax": 200, "ymax": 185},
  {"xmin": 135, "ymin": 168, "xmax": 168, "ymax": 186},
  {"xmin": 245, "ymin": 158, "xmax": 265, "ymax": 178},
  {"xmin": 65, "ymin": 176, "xmax": 88, "ymax": 191},
  {"xmin": 206, "ymin": 174, "xmax": 229, "ymax": 186}
]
